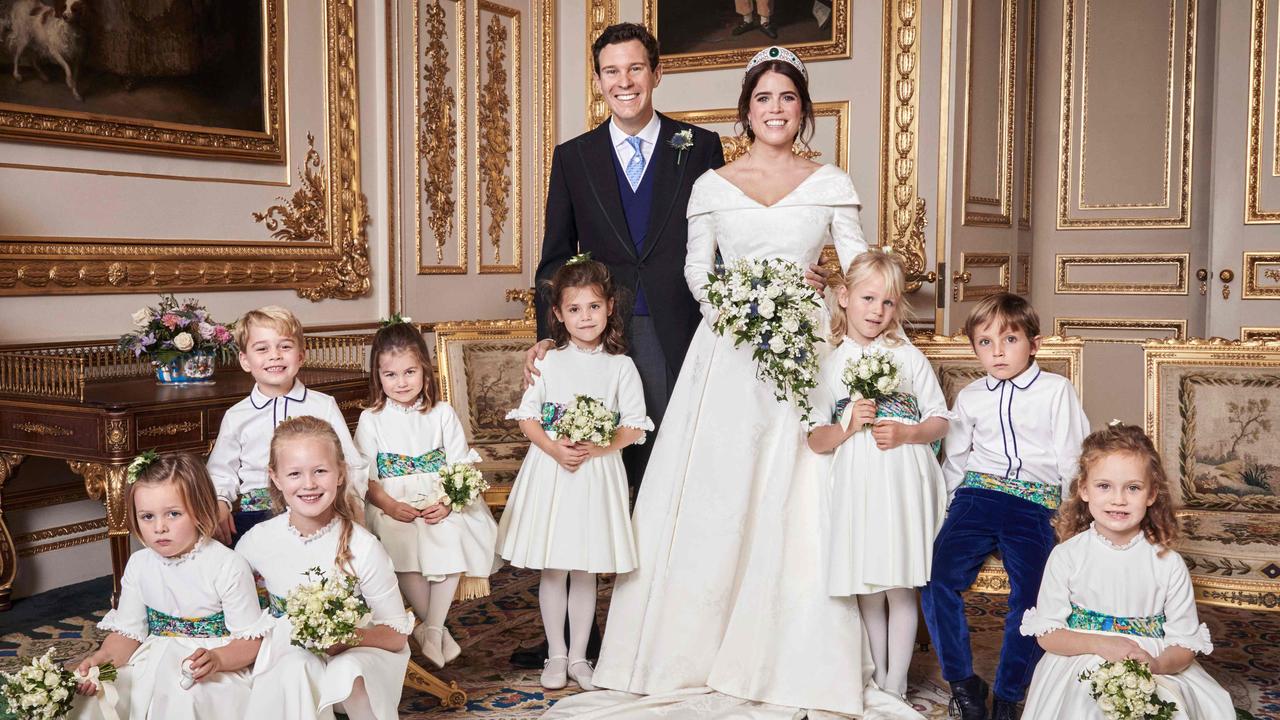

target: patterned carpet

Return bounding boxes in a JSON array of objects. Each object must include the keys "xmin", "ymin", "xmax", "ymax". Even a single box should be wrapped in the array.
[{"xmin": 1, "ymin": 567, "xmax": 1275, "ymax": 719}]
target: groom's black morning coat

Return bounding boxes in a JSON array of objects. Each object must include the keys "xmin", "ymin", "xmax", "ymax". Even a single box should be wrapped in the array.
[{"xmin": 535, "ymin": 113, "xmax": 725, "ymax": 378}]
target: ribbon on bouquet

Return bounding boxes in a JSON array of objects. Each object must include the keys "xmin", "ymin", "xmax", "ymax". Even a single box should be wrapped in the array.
[{"xmin": 72, "ymin": 665, "xmax": 121, "ymax": 720}]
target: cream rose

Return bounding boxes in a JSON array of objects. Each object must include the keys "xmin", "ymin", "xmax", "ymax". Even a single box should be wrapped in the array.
[
  {"xmin": 131, "ymin": 308, "xmax": 151, "ymax": 328},
  {"xmin": 172, "ymin": 332, "xmax": 195, "ymax": 352}
]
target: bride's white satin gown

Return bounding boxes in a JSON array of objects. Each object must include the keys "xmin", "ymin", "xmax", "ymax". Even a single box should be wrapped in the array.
[{"xmin": 544, "ymin": 166, "xmax": 923, "ymax": 720}]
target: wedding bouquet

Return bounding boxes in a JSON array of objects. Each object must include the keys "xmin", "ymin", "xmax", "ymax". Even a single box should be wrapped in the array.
[
  {"xmin": 1078, "ymin": 659, "xmax": 1177, "ymax": 720},
  {"xmin": 552, "ymin": 395, "xmax": 618, "ymax": 447},
  {"xmin": 436, "ymin": 462, "xmax": 489, "ymax": 512},
  {"xmin": 0, "ymin": 649, "xmax": 115, "ymax": 720},
  {"xmin": 705, "ymin": 258, "xmax": 823, "ymax": 418},
  {"xmin": 838, "ymin": 348, "xmax": 902, "ymax": 429},
  {"xmin": 284, "ymin": 568, "xmax": 369, "ymax": 655},
  {"xmin": 117, "ymin": 295, "xmax": 236, "ymax": 365}
]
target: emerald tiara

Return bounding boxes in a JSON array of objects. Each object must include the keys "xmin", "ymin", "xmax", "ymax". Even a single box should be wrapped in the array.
[{"xmin": 746, "ymin": 46, "xmax": 807, "ymax": 82}]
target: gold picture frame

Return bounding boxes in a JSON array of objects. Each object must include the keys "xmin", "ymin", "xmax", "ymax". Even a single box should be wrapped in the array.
[
  {"xmin": 1144, "ymin": 338, "xmax": 1280, "ymax": 611},
  {"xmin": 912, "ymin": 332, "xmax": 1085, "ymax": 595},
  {"xmin": 0, "ymin": 0, "xmax": 369, "ymax": 300},
  {"xmin": 642, "ymin": 0, "xmax": 850, "ymax": 74},
  {"xmin": 0, "ymin": 0, "xmax": 286, "ymax": 162}
]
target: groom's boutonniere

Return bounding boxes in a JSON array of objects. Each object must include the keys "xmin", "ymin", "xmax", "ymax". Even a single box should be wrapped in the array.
[{"xmin": 669, "ymin": 128, "xmax": 694, "ymax": 165}]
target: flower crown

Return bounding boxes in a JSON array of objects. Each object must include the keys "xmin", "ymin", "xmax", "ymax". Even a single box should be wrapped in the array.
[
  {"xmin": 379, "ymin": 313, "xmax": 414, "ymax": 328},
  {"xmin": 746, "ymin": 45, "xmax": 807, "ymax": 82},
  {"xmin": 566, "ymin": 252, "xmax": 593, "ymax": 266},
  {"xmin": 126, "ymin": 449, "xmax": 161, "ymax": 485}
]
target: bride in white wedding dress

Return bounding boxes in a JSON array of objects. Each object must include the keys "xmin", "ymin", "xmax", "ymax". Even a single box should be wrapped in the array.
[{"xmin": 544, "ymin": 48, "xmax": 923, "ymax": 720}]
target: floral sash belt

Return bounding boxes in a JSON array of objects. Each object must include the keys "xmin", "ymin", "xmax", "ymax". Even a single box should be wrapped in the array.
[
  {"xmin": 539, "ymin": 402, "xmax": 620, "ymax": 433},
  {"xmin": 146, "ymin": 607, "xmax": 229, "ymax": 638},
  {"xmin": 832, "ymin": 392, "xmax": 941, "ymax": 454},
  {"xmin": 960, "ymin": 470, "xmax": 1062, "ymax": 510},
  {"xmin": 237, "ymin": 488, "xmax": 273, "ymax": 513},
  {"xmin": 266, "ymin": 592, "xmax": 288, "ymax": 619},
  {"xmin": 376, "ymin": 448, "xmax": 446, "ymax": 478},
  {"xmin": 1067, "ymin": 602, "xmax": 1165, "ymax": 638}
]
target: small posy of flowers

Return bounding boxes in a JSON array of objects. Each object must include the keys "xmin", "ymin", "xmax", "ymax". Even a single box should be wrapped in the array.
[
  {"xmin": 841, "ymin": 348, "xmax": 901, "ymax": 402},
  {"xmin": 553, "ymin": 395, "xmax": 618, "ymax": 447},
  {"xmin": 669, "ymin": 128, "xmax": 694, "ymax": 164},
  {"xmin": 117, "ymin": 295, "xmax": 236, "ymax": 365},
  {"xmin": 1078, "ymin": 659, "xmax": 1177, "ymax": 720},
  {"xmin": 0, "ymin": 648, "xmax": 115, "ymax": 720},
  {"xmin": 705, "ymin": 257, "xmax": 822, "ymax": 420},
  {"xmin": 284, "ymin": 567, "xmax": 369, "ymax": 656},
  {"xmin": 436, "ymin": 462, "xmax": 489, "ymax": 512}
]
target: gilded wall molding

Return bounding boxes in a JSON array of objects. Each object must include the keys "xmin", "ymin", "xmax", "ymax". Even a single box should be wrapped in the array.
[
  {"xmin": 1241, "ymin": 326, "xmax": 1280, "ymax": 340},
  {"xmin": 962, "ymin": 0, "xmax": 1017, "ymax": 227},
  {"xmin": 1247, "ymin": 0, "xmax": 1280, "ymax": 222},
  {"xmin": 1052, "ymin": 317, "xmax": 1187, "ymax": 344},
  {"xmin": 958, "ymin": 252, "xmax": 1012, "ymax": 301},
  {"xmin": 15, "ymin": 519, "xmax": 108, "ymax": 558},
  {"xmin": 1054, "ymin": 253, "xmax": 1189, "ymax": 294},
  {"xmin": 1057, "ymin": 0, "xmax": 1197, "ymax": 228},
  {"xmin": 1243, "ymin": 251, "xmax": 1280, "ymax": 298},
  {"xmin": 878, "ymin": 0, "xmax": 930, "ymax": 291},
  {"xmin": 417, "ymin": 0, "xmax": 469, "ymax": 275},
  {"xmin": 1016, "ymin": 252, "xmax": 1031, "ymax": 294},
  {"xmin": 1019, "ymin": 0, "xmax": 1037, "ymax": 230},
  {"xmin": 477, "ymin": 1, "xmax": 523, "ymax": 275},
  {"xmin": 0, "ymin": 0, "xmax": 370, "ymax": 300},
  {"xmin": 586, "ymin": 0, "xmax": 619, "ymax": 128}
]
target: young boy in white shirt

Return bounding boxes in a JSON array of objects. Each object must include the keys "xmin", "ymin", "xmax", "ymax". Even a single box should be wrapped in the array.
[
  {"xmin": 206, "ymin": 306, "xmax": 366, "ymax": 542},
  {"xmin": 921, "ymin": 293, "xmax": 1090, "ymax": 720}
]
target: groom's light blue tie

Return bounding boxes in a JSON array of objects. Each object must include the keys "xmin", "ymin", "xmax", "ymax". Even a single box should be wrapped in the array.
[{"xmin": 624, "ymin": 136, "xmax": 646, "ymax": 191}]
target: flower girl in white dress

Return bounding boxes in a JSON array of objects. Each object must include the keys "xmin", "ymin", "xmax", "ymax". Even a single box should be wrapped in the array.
[
  {"xmin": 72, "ymin": 453, "xmax": 270, "ymax": 720},
  {"xmin": 1019, "ymin": 424, "xmax": 1234, "ymax": 719},
  {"xmin": 806, "ymin": 251, "xmax": 951, "ymax": 698},
  {"xmin": 498, "ymin": 257, "xmax": 651, "ymax": 692},
  {"xmin": 355, "ymin": 319, "xmax": 499, "ymax": 668},
  {"xmin": 237, "ymin": 416, "xmax": 413, "ymax": 720}
]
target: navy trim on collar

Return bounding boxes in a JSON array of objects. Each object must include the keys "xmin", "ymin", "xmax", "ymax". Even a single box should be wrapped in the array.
[
  {"xmin": 985, "ymin": 361, "xmax": 1041, "ymax": 391},
  {"xmin": 250, "ymin": 380, "xmax": 307, "ymax": 409}
]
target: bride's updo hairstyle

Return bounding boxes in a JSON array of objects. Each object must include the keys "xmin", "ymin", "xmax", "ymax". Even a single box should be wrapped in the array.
[
  {"xmin": 545, "ymin": 257, "xmax": 629, "ymax": 355},
  {"xmin": 736, "ymin": 53, "xmax": 815, "ymax": 147},
  {"xmin": 827, "ymin": 250, "xmax": 911, "ymax": 348}
]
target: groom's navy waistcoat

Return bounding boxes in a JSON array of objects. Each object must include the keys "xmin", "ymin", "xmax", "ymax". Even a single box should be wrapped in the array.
[{"xmin": 612, "ymin": 150, "xmax": 656, "ymax": 315}]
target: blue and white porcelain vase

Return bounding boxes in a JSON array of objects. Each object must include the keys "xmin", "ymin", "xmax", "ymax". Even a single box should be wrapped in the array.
[{"xmin": 153, "ymin": 351, "xmax": 216, "ymax": 385}]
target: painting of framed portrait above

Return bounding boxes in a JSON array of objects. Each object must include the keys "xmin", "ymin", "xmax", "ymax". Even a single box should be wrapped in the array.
[
  {"xmin": 643, "ymin": 0, "xmax": 849, "ymax": 73},
  {"xmin": 0, "ymin": 0, "xmax": 369, "ymax": 300},
  {"xmin": 1145, "ymin": 338, "xmax": 1280, "ymax": 611},
  {"xmin": 0, "ymin": 0, "xmax": 285, "ymax": 161}
]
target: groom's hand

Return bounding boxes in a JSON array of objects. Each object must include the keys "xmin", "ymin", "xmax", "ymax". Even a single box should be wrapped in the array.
[
  {"xmin": 804, "ymin": 263, "xmax": 831, "ymax": 292},
  {"xmin": 523, "ymin": 339, "xmax": 555, "ymax": 388}
]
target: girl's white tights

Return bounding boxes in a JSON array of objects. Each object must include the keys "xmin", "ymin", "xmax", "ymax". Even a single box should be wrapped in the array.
[
  {"xmin": 539, "ymin": 570, "xmax": 597, "ymax": 660},
  {"xmin": 857, "ymin": 588, "xmax": 918, "ymax": 696},
  {"xmin": 398, "ymin": 571, "xmax": 461, "ymax": 629},
  {"xmin": 339, "ymin": 677, "xmax": 376, "ymax": 720}
]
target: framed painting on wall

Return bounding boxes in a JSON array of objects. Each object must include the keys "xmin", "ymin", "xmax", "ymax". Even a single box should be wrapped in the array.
[
  {"xmin": 643, "ymin": 0, "xmax": 850, "ymax": 73},
  {"xmin": 0, "ymin": 0, "xmax": 285, "ymax": 161}
]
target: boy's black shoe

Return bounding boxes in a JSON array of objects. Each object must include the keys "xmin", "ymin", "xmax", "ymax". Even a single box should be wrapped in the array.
[
  {"xmin": 759, "ymin": 21, "xmax": 778, "ymax": 39},
  {"xmin": 731, "ymin": 18, "xmax": 758, "ymax": 35},
  {"xmin": 991, "ymin": 698, "xmax": 1020, "ymax": 720},
  {"xmin": 948, "ymin": 676, "xmax": 990, "ymax": 720}
]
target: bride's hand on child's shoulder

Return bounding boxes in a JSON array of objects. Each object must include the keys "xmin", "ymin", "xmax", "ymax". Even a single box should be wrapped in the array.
[
  {"xmin": 522, "ymin": 339, "xmax": 555, "ymax": 388},
  {"xmin": 551, "ymin": 437, "xmax": 589, "ymax": 472}
]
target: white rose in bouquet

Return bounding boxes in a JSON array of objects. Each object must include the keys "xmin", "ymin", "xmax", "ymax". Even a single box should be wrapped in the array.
[{"xmin": 172, "ymin": 332, "xmax": 195, "ymax": 352}]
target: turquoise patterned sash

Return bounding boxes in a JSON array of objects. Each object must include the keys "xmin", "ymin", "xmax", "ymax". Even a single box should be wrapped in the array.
[
  {"xmin": 539, "ymin": 401, "xmax": 621, "ymax": 434},
  {"xmin": 237, "ymin": 487, "xmax": 272, "ymax": 512},
  {"xmin": 146, "ymin": 607, "xmax": 229, "ymax": 638},
  {"xmin": 832, "ymin": 392, "xmax": 942, "ymax": 454},
  {"xmin": 266, "ymin": 592, "xmax": 288, "ymax": 619},
  {"xmin": 376, "ymin": 448, "xmax": 446, "ymax": 478},
  {"xmin": 960, "ymin": 470, "xmax": 1062, "ymax": 510},
  {"xmin": 1067, "ymin": 603, "xmax": 1165, "ymax": 638}
]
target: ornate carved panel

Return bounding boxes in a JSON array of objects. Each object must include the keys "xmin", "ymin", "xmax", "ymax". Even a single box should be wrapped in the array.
[
  {"xmin": 879, "ymin": 0, "xmax": 929, "ymax": 290},
  {"xmin": 417, "ymin": 0, "xmax": 469, "ymax": 274},
  {"xmin": 585, "ymin": 0, "xmax": 619, "ymax": 128},
  {"xmin": 1019, "ymin": 0, "xmax": 1037, "ymax": 230},
  {"xmin": 1243, "ymin": 252, "xmax": 1280, "ymax": 298},
  {"xmin": 1054, "ymin": 253, "xmax": 1189, "ymax": 294},
  {"xmin": 962, "ymin": 0, "xmax": 1017, "ymax": 227},
  {"xmin": 1053, "ymin": 317, "xmax": 1187, "ymax": 344},
  {"xmin": 1057, "ymin": 0, "xmax": 1197, "ymax": 228},
  {"xmin": 958, "ymin": 252, "xmax": 1011, "ymax": 301},
  {"xmin": 1247, "ymin": 0, "xmax": 1280, "ymax": 222},
  {"xmin": 476, "ymin": 1, "xmax": 523, "ymax": 274}
]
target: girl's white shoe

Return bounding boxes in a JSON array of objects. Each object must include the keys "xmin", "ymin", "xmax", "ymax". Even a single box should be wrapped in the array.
[
  {"xmin": 442, "ymin": 626, "xmax": 462, "ymax": 664},
  {"xmin": 414, "ymin": 624, "xmax": 447, "ymax": 668},
  {"xmin": 541, "ymin": 656, "xmax": 569, "ymax": 690},
  {"xmin": 568, "ymin": 659, "xmax": 596, "ymax": 691}
]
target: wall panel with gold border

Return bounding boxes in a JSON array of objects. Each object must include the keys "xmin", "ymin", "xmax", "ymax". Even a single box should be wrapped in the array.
[
  {"xmin": 961, "ymin": 0, "xmax": 1016, "ymax": 227},
  {"xmin": 0, "ymin": 0, "xmax": 370, "ymax": 300},
  {"xmin": 1055, "ymin": 0, "xmax": 1197, "ymax": 229},
  {"xmin": 1247, "ymin": 0, "xmax": 1280, "ymax": 223}
]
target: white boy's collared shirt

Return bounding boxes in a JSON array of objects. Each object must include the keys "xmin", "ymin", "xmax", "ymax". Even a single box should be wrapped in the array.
[
  {"xmin": 941, "ymin": 361, "xmax": 1090, "ymax": 496},
  {"xmin": 206, "ymin": 380, "xmax": 368, "ymax": 505}
]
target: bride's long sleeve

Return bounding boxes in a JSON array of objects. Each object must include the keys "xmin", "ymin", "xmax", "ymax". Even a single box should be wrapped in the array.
[
  {"xmin": 832, "ymin": 203, "xmax": 868, "ymax": 272},
  {"xmin": 684, "ymin": 211, "xmax": 719, "ymax": 327}
]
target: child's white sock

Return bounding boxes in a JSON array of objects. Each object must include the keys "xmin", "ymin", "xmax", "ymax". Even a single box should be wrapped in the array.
[
  {"xmin": 885, "ymin": 587, "xmax": 918, "ymax": 697},
  {"xmin": 427, "ymin": 573, "xmax": 461, "ymax": 629},
  {"xmin": 540, "ymin": 569, "xmax": 570, "ymax": 658},
  {"xmin": 567, "ymin": 571, "xmax": 597, "ymax": 661},
  {"xmin": 397, "ymin": 571, "xmax": 432, "ymax": 623},
  {"xmin": 857, "ymin": 591, "xmax": 889, "ymax": 689}
]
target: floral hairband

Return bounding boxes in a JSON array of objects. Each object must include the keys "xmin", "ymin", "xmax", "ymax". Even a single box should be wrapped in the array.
[
  {"xmin": 126, "ymin": 449, "xmax": 160, "ymax": 485},
  {"xmin": 746, "ymin": 45, "xmax": 807, "ymax": 81},
  {"xmin": 566, "ymin": 252, "xmax": 593, "ymax": 266},
  {"xmin": 379, "ymin": 313, "xmax": 414, "ymax": 328}
]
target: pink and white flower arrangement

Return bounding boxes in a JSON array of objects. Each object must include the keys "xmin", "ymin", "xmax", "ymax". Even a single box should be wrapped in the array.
[{"xmin": 117, "ymin": 295, "xmax": 237, "ymax": 365}]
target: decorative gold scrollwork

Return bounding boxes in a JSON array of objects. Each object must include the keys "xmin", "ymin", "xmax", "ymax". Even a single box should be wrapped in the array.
[
  {"xmin": 505, "ymin": 287, "xmax": 537, "ymax": 322},
  {"xmin": 104, "ymin": 419, "xmax": 129, "ymax": 453},
  {"xmin": 479, "ymin": 14, "xmax": 512, "ymax": 263},
  {"xmin": 12, "ymin": 422, "xmax": 73, "ymax": 437},
  {"xmin": 138, "ymin": 421, "xmax": 201, "ymax": 438},
  {"xmin": 422, "ymin": 0, "xmax": 458, "ymax": 264},
  {"xmin": 879, "ymin": 0, "xmax": 929, "ymax": 292}
]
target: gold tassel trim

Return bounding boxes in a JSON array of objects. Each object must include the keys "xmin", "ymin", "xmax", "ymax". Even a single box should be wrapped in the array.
[{"xmin": 455, "ymin": 576, "xmax": 490, "ymax": 601}]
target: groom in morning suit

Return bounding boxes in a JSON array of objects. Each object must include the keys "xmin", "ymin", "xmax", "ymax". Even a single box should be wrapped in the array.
[
  {"xmin": 513, "ymin": 22, "xmax": 723, "ymax": 670},
  {"xmin": 533, "ymin": 22, "xmax": 725, "ymax": 487}
]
